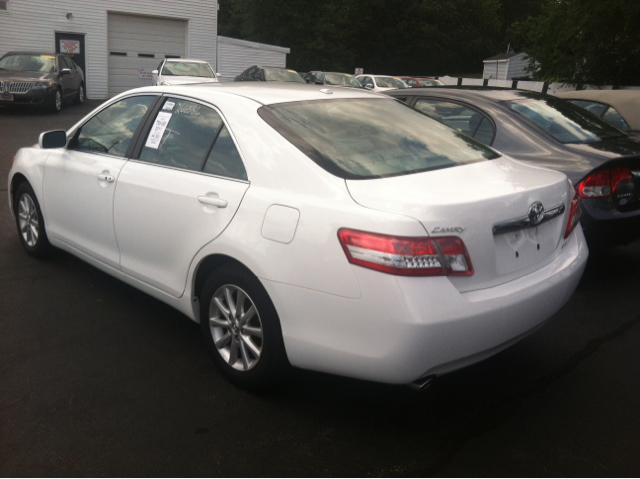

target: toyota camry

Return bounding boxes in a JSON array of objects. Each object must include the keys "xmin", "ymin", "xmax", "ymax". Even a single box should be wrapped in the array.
[{"xmin": 8, "ymin": 83, "xmax": 588, "ymax": 390}]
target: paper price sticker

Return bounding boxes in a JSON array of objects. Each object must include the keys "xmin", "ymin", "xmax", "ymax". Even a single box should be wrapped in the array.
[
  {"xmin": 163, "ymin": 101, "xmax": 175, "ymax": 111},
  {"xmin": 145, "ymin": 111, "xmax": 173, "ymax": 149}
]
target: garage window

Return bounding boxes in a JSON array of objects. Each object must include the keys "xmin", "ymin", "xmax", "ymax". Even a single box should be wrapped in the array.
[{"xmin": 0, "ymin": 0, "xmax": 9, "ymax": 13}]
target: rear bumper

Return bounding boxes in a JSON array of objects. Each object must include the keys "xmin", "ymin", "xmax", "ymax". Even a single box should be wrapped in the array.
[
  {"xmin": 263, "ymin": 227, "xmax": 588, "ymax": 384},
  {"xmin": 581, "ymin": 198, "xmax": 640, "ymax": 247}
]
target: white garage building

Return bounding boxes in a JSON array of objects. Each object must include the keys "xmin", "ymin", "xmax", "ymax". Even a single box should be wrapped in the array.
[{"xmin": 0, "ymin": 0, "xmax": 290, "ymax": 99}]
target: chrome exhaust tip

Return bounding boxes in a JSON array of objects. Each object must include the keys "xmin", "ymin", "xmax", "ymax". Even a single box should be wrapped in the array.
[{"xmin": 407, "ymin": 375, "xmax": 435, "ymax": 392}]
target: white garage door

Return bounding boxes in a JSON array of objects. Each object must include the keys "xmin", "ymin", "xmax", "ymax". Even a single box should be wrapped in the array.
[{"xmin": 108, "ymin": 13, "xmax": 186, "ymax": 97}]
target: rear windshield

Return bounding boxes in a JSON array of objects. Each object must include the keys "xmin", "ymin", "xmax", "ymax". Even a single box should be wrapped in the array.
[
  {"xmin": 324, "ymin": 73, "xmax": 362, "ymax": 88},
  {"xmin": 264, "ymin": 68, "xmax": 305, "ymax": 83},
  {"xmin": 259, "ymin": 98, "xmax": 499, "ymax": 179},
  {"xmin": 0, "ymin": 54, "xmax": 57, "ymax": 73},
  {"xmin": 507, "ymin": 97, "xmax": 626, "ymax": 143},
  {"xmin": 374, "ymin": 77, "xmax": 398, "ymax": 88},
  {"xmin": 162, "ymin": 62, "xmax": 214, "ymax": 78}
]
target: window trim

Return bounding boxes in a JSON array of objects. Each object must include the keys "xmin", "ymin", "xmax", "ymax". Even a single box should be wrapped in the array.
[
  {"xmin": 411, "ymin": 96, "xmax": 497, "ymax": 146},
  {"xmin": 131, "ymin": 93, "xmax": 250, "ymax": 183}
]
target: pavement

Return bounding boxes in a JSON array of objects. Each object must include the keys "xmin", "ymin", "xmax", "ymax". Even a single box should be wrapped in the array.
[{"xmin": 1, "ymin": 99, "xmax": 640, "ymax": 476}]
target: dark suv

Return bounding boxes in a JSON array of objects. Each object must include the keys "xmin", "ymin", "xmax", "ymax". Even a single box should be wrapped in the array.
[{"xmin": 0, "ymin": 52, "xmax": 85, "ymax": 113}]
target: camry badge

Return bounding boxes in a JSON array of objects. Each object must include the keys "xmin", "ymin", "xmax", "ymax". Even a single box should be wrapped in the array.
[{"xmin": 432, "ymin": 226, "xmax": 466, "ymax": 234}]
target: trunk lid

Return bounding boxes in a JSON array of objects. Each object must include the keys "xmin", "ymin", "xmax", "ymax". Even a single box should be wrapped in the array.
[{"xmin": 346, "ymin": 157, "xmax": 573, "ymax": 292}]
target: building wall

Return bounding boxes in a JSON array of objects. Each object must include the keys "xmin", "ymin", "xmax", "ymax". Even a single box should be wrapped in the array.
[
  {"xmin": 482, "ymin": 61, "xmax": 508, "ymax": 80},
  {"xmin": 506, "ymin": 53, "xmax": 530, "ymax": 79},
  {"xmin": 0, "ymin": 0, "xmax": 217, "ymax": 99},
  {"xmin": 216, "ymin": 36, "xmax": 290, "ymax": 82}
]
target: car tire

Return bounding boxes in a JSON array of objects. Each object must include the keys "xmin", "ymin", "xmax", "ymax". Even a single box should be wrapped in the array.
[
  {"xmin": 200, "ymin": 264, "xmax": 289, "ymax": 390},
  {"xmin": 50, "ymin": 88, "xmax": 62, "ymax": 113},
  {"xmin": 75, "ymin": 83, "xmax": 84, "ymax": 105},
  {"xmin": 14, "ymin": 182, "xmax": 51, "ymax": 258}
]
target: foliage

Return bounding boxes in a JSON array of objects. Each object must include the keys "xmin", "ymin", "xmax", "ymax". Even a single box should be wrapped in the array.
[
  {"xmin": 219, "ymin": 0, "xmax": 502, "ymax": 76},
  {"xmin": 509, "ymin": 0, "xmax": 640, "ymax": 85}
]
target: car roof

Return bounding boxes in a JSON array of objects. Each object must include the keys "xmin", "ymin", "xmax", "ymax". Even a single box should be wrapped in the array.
[
  {"xmin": 164, "ymin": 58, "xmax": 210, "ymax": 64},
  {"xmin": 385, "ymin": 86, "xmax": 542, "ymax": 101},
  {"xmin": 4, "ymin": 51, "xmax": 63, "ymax": 57},
  {"xmin": 132, "ymin": 82, "xmax": 386, "ymax": 106}
]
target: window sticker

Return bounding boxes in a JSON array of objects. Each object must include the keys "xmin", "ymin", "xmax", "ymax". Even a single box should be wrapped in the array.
[
  {"xmin": 163, "ymin": 101, "xmax": 175, "ymax": 111},
  {"xmin": 145, "ymin": 111, "xmax": 173, "ymax": 149}
]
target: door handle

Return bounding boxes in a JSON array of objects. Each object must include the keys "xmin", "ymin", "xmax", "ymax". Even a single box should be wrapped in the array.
[
  {"xmin": 198, "ymin": 196, "xmax": 228, "ymax": 208},
  {"xmin": 97, "ymin": 173, "xmax": 115, "ymax": 182}
]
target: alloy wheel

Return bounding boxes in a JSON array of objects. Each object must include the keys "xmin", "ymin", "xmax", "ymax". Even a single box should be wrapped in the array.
[
  {"xmin": 18, "ymin": 194, "xmax": 39, "ymax": 247},
  {"xmin": 209, "ymin": 284, "xmax": 263, "ymax": 371},
  {"xmin": 55, "ymin": 90, "xmax": 62, "ymax": 111}
]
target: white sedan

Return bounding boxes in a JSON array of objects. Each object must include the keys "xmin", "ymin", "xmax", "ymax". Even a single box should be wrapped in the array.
[
  {"xmin": 356, "ymin": 74, "xmax": 410, "ymax": 92},
  {"xmin": 152, "ymin": 58, "xmax": 220, "ymax": 86},
  {"xmin": 8, "ymin": 83, "xmax": 588, "ymax": 390}
]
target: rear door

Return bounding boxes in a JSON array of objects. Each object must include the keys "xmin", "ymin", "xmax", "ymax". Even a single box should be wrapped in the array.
[{"xmin": 114, "ymin": 96, "xmax": 250, "ymax": 297}]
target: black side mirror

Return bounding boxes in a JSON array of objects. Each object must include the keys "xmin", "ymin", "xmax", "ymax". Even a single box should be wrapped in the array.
[{"xmin": 39, "ymin": 130, "xmax": 67, "ymax": 149}]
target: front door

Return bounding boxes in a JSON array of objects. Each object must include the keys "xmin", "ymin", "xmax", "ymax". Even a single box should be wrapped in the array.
[
  {"xmin": 55, "ymin": 32, "xmax": 86, "ymax": 78},
  {"xmin": 42, "ymin": 95, "xmax": 158, "ymax": 268}
]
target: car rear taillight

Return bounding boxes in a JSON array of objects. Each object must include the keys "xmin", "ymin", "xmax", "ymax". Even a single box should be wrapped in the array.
[
  {"xmin": 337, "ymin": 228, "xmax": 473, "ymax": 277},
  {"xmin": 564, "ymin": 181, "xmax": 582, "ymax": 239},
  {"xmin": 577, "ymin": 167, "xmax": 632, "ymax": 198}
]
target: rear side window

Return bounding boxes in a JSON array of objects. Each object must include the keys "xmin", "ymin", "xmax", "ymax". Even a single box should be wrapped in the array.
[
  {"xmin": 71, "ymin": 95, "xmax": 156, "ymax": 157},
  {"xmin": 602, "ymin": 107, "xmax": 630, "ymax": 131},
  {"xmin": 567, "ymin": 99, "xmax": 607, "ymax": 117},
  {"xmin": 508, "ymin": 98, "xmax": 626, "ymax": 143},
  {"xmin": 259, "ymin": 98, "xmax": 499, "ymax": 180},
  {"xmin": 415, "ymin": 99, "xmax": 494, "ymax": 145},
  {"xmin": 139, "ymin": 98, "xmax": 247, "ymax": 179}
]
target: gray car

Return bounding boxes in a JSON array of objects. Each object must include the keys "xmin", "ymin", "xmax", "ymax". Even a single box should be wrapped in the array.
[
  {"xmin": 385, "ymin": 87, "xmax": 640, "ymax": 248},
  {"xmin": 0, "ymin": 52, "xmax": 85, "ymax": 113}
]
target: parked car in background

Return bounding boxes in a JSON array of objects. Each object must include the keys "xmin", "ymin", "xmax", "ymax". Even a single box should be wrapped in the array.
[
  {"xmin": 0, "ymin": 51, "xmax": 84, "ymax": 113},
  {"xmin": 152, "ymin": 59, "xmax": 219, "ymax": 86},
  {"xmin": 416, "ymin": 77, "xmax": 444, "ymax": 87},
  {"xmin": 356, "ymin": 74, "xmax": 409, "ymax": 92},
  {"xmin": 400, "ymin": 77, "xmax": 444, "ymax": 87},
  {"xmin": 8, "ymin": 83, "xmax": 586, "ymax": 390},
  {"xmin": 234, "ymin": 65, "xmax": 305, "ymax": 83},
  {"xmin": 303, "ymin": 71, "xmax": 364, "ymax": 88},
  {"xmin": 556, "ymin": 90, "xmax": 640, "ymax": 137},
  {"xmin": 385, "ymin": 87, "xmax": 640, "ymax": 248}
]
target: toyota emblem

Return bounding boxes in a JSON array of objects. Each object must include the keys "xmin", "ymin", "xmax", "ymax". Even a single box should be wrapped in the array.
[{"xmin": 528, "ymin": 202, "xmax": 545, "ymax": 225}]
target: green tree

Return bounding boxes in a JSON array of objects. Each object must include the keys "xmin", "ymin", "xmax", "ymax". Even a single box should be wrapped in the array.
[
  {"xmin": 218, "ymin": 0, "xmax": 502, "ymax": 76},
  {"xmin": 510, "ymin": 0, "xmax": 640, "ymax": 85}
]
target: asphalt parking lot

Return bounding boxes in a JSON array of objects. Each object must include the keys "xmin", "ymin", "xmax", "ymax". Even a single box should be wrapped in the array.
[{"xmin": 1, "ymin": 100, "xmax": 640, "ymax": 477}]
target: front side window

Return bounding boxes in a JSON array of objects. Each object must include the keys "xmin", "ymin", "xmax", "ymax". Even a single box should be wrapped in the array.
[
  {"xmin": 161, "ymin": 61, "xmax": 214, "ymax": 78},
  {"xmin": 259, "ymin": 98, "xmax": 498, "ymax": 180},
  {"xmin": 139, "ymin": 98, "xmax": 247, "ymax": 179},
  {"xmin": 264, "ymin": 68, "xmax": 305, "ymax": 83},
  {"xmin": 415, "ymin": 99, "xmax": 495, "ymax": 144},
  {"xmin": 71, "ymin": 95, "xmax": 156, "ymax": 157},
  {"xmin": 508, "ymin": 97, "xmax": 626, "ymax": 143},
  {"xmin": 405, "ymin": 79, "xmax": 419, "ymax": 87},
  {"xmin": 0, "ymin": 54, "xmax": 56, "ymax": 73}
]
